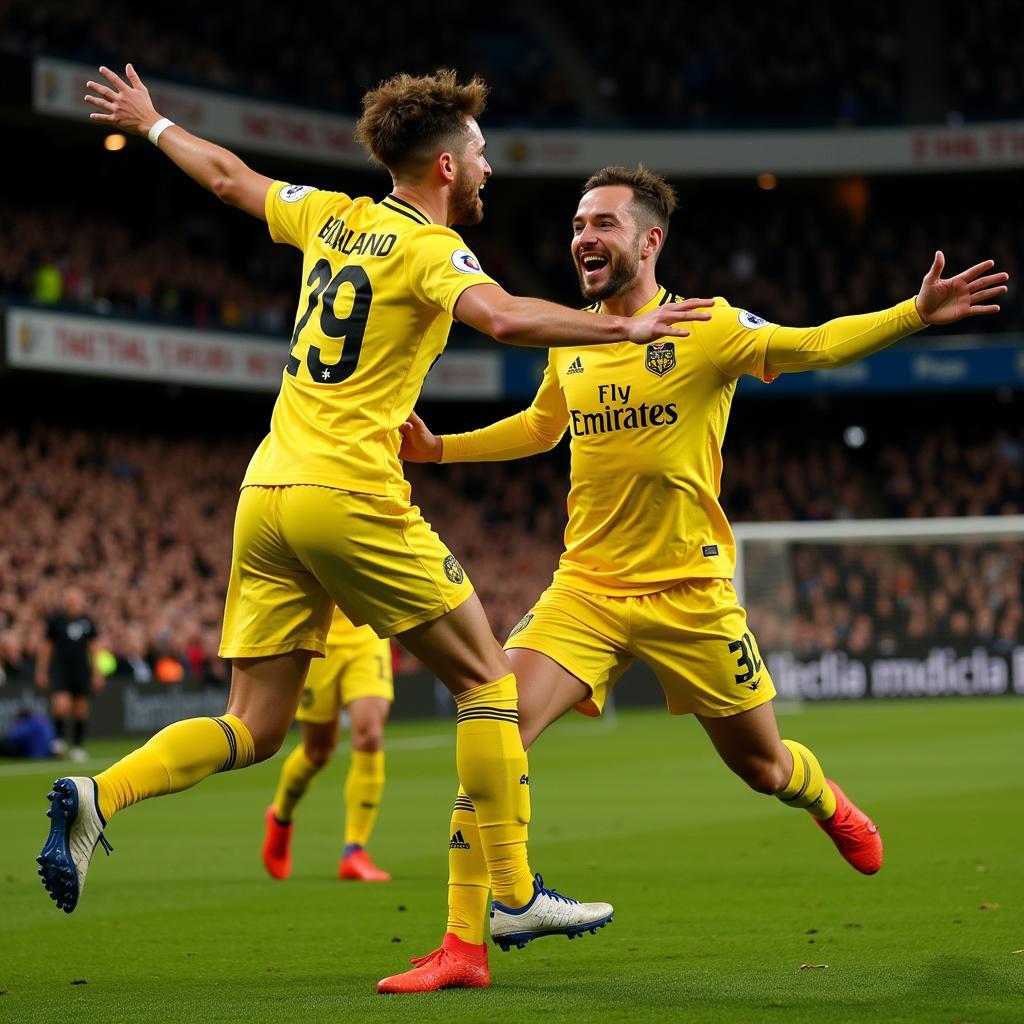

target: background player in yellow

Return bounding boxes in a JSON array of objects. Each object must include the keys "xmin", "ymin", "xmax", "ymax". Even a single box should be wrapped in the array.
[
  {"xmin": 42, "ymin": 67, "xmax": 713, "ymax": 987},
  {"xmin": 263, "ymin": 609, "xmax": 394, "ymax": 883},
  {"xmin": 390, "ymin": 164, "xmax": 1010, "ymax": 990}
]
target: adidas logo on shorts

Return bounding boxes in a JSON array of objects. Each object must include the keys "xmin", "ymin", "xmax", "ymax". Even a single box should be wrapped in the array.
[{"xmin": 566, "ymin": 356, "xmax": 584, "ymax": 375}]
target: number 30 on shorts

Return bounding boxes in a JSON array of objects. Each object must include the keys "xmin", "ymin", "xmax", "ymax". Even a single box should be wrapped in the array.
[{"xmin": 727, "ymin": 632, "xmax": 763, "ymax": 686}]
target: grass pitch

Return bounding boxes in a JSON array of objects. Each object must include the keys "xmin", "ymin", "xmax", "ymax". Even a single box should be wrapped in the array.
[{"xmin": 2, "ymin": 699, "xmax": 1022, "ymax": 1023}]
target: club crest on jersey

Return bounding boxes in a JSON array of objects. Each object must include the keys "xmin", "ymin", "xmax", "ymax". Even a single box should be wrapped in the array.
[
  {"xmin": 443, "ymin": 555, "xmax": 465, "ymax": 584},
  {"xmin": 645, "ymin": 341, "xmax": 676, "ymax": 377},
  {"xmin": 451, "ymin": 249, "xmax": 483, "ymax": 274}
]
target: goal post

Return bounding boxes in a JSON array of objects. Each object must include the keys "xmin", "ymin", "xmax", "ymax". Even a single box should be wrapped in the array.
[{"xmin": 733, "ymin": 516, "xmax": 1024, "ymax": 703}]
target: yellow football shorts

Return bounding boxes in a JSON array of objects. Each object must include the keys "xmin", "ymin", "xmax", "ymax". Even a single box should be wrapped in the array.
[
  {"xmin": 220, "ymin": 485, "xmax": 473, "ymax": 659},
  {"xmin": 297, "ymin": 618, "xmax": 394, "ymax": 724},
  {"xmin": 505, "ymin": 577, "xmax": 776, "ymax": 718}
]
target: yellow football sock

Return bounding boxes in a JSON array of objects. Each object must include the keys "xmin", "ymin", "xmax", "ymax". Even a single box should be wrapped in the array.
[
  {"xmin": 778, "ymin": 739, "xmax": 837, "ymax": 820},
  {"xmin": 273, "ymin": 744, "xmax": 323, "ymax": 824},
  {"xmin": 95, "ymin": 714, "xmax": 254, "ymax": 823},
  {"xmin": 446, "ymin": 788, "xmax": 489, "ymax": 944},
  {"xmin": 344, "ymin": 749, "xmax": 385, "ymax": 847},
  {"xmin": 454, "ymin": 674, "xmax": 534, "ymax": 908}
]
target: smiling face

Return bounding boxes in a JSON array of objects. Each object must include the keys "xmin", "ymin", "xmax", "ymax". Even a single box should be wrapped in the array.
[
  {"xmin": 449, "ymin": 117, "xmax": 491, "ymax": 226},
  {"xmin": 571, "ymin": 184, "xmax": 649, "ymax": 302}
]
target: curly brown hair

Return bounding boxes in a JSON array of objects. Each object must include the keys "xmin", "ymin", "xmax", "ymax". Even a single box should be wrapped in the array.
[
  {"xmin": 581, "ymin": 165, "xmax": 678, "ymax": 232},
  {"xmin": 355, "ymin": 69, "xmax": 489, "ymax": 176}
]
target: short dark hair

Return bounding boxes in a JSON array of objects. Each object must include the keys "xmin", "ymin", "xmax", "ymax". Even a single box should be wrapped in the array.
[
  {"xmin": 581, "ymin": 164, "xmax": 678, "ymax": 232},
  {"xmin": 355, "ymin": 69, "xmax": 489, "ymax": 176}
]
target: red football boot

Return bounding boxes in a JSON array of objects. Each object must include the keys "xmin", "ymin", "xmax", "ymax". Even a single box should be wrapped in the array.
[
  {"xmin": 377, "ymin": 932, "xmax": 489, "ymax": 994},
  {"xmin": 815, "ymin": 780, "xmax": 883, "ymax": 874},
  {"xmin": 339, "ymin": 847, "xmax": 391, "ymax": 882},
  {"xmin": 262, "ymin": 806, "xmax": 293, "ymax": 880}
]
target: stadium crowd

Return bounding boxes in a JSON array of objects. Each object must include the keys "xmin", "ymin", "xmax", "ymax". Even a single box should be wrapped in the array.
[
  {"xmin": 0, "ymin": 202, "xmax": 295, "ymax": 337},
  {"xmin": 552, "ymin": 1, "xmax": 905, "ymax": 127},
  {"xmin": 748, "ymin": 540, "xmax": 1024, "ymax": 660},
  {"xmin": 4, "ymin": 0, "xmax": 1015, "ymax": 126},
  {"xmin": 4, "ymin": 184, "xmax": 1020, "ymax": 338},
  {"xmin": 2, "ymin": 0, "xmax": 571, "ymax": 126},
  {"xmin": 0, "ymin": 421, "xmax": 1020, "ymax": 687}
]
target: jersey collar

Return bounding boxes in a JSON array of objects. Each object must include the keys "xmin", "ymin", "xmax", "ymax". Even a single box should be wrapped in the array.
[
  {"xmin": 599, "ymin": 284, "xmax": 670, "ymax": 318},
  {"xmin": 380, "ymin": 194, "xmax": 432, "ymax": 226}
]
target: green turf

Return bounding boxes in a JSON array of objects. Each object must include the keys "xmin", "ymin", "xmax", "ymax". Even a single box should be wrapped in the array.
[{"xmin": 2, "ymin": 699, "xmax": 1022, "ymax": 1023}]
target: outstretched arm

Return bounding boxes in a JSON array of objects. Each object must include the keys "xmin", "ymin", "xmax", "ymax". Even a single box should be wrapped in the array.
[
  {"xmin": 84, "ymin": 64, "xmax": 273, "ymax": 220},
  {"xmin": 401, "ymin": 359, "xmax": 568, "ymax": 463},
  {"xmin": 764, "ymin": 252, "xmax": 1009, "ymax": 376},
  {"xmin": 454, "ymin": 283, "xmax": 714, "ymax": 349}
]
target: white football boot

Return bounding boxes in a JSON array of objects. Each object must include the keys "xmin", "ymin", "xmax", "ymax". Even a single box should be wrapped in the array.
[
  {"xmin": 490, "ymin": 873, "xmax": 613, "ymax": 951},
  {"xmin": 37, "ymin": 776, "xmax": 113, "ymax": 913}
]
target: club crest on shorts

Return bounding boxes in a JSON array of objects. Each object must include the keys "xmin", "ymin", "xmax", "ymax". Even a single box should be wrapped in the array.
[
  {"xmin": 507, "ymin": 612, "xmax": 533, "ymax": 641},
  {"xmin": 645, "ymin": 341, "xmax": 676, "ymax": 377},
  {"xmin": 443, "ymin": 554, "xmax": 465, "ymax": 584}
]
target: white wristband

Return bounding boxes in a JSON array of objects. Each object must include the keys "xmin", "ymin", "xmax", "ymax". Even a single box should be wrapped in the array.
[{"xmin": 148, "ymin": 117, "xmax": 175, "ymax": 146}]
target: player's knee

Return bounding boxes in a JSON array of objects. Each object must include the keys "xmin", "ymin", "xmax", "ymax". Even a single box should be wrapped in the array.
[
  {"xmin": 304, "ymin": 738, "xmax": 336, "ymax": 767},
  {"xmin": 735, "ymin": 756, "xmax": 788, "ymax": 795},
  {"xmin": 351, "ymin": 723, "xmax": 383, "ymax": 753},
  {"xmin": 249, "ymin": 721, "xmax": 292, "ymax": 763}
]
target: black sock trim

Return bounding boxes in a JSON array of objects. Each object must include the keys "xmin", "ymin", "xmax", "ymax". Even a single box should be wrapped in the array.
[
  {"xmin": 456, "ymin": 711, "xmax": 520, "ymax": 725},
  {"xmin": 210, "ymin": 716, "xmax": 237, "ymax": 772},
  {"xmin": 456, "ymin": 705, "xmax": 518, "ymax": 721}
]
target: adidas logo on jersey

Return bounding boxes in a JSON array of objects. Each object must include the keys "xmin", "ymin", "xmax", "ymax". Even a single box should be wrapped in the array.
[
  {"xmin": 449, "ymin": 830, "xmax": 472, "ymax": 850},
  {"xmin": 566, "ymin": 356, "xmax": 585, "ymax": 375}
]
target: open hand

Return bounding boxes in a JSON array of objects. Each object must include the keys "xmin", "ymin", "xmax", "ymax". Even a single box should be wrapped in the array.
[
  {"xmin": 627, "ymin": 297, "xmax": 714, "ymax": 344},
  {"xmin": 915, "ymin": 251, "xmax": 1009, "ymax": 325},
  {"xmin": 399, "ymin": 410, "xmax": 443, "ymax": 463},
  {"xmin": 84, "ymin": 63, "xmax": 161, "ymax": 136}
]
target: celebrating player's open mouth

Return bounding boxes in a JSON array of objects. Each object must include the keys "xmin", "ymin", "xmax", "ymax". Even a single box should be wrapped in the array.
[
  {"xmin": 578, "ymin": 249, "xmax": 609, "ymax": 284},
  {"xmin": 574, "ymin": 240, "xmax": 640, "ymax": 302}
]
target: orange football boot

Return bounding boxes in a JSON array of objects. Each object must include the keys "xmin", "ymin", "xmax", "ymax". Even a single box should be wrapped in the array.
[
  {"xmin": 815, "ymin": 780, "xmax": 883, "ymax": 874},
  {"xmin": 377, "ymin": 932, "xmax": 489, "ymax": 994},
  {"xmin": 262, "ymin": 806, "xmax": 293, "ymax": 880},
  {"xmin": 339, "ymin": 847, "xmax": 391, "ymax": 882}
]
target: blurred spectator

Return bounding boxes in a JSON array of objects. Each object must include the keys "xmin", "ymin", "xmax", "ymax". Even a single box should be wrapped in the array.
[
  {"xmin": 35, "ymin": 585, "xmax": 102, "ymax": 761},
  {"xmin": 0, "ymin": 708, "xmax": 56, "ymax": 759}
]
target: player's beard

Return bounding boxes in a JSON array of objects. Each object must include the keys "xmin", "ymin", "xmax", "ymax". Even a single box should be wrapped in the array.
[
  {"xmin": 449, "ymin": 163, "xmax": 484, "ymax": 226},
  {"xmin": 576, "ymin": 235, "xmax": 641, "ymax": 302}
]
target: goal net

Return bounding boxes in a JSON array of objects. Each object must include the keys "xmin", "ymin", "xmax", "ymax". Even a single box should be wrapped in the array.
[{"xmin": 733, "ymin": 516, "xmax": 1024, "ymax": 703}]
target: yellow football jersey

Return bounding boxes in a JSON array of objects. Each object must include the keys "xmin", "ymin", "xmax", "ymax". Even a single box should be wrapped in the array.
[
  {"xmin": 442, "ymin": 285, "xmax": 921, "ymax": 595},
  {"xmin": 243, "ymin": 182, "xmax": 496, "ymax": 498}
]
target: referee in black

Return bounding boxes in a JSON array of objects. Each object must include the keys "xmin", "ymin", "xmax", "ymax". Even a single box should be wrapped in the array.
[{"xmin": 35, "ymin": 586, "xmax": 103, "ymax": 761}]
